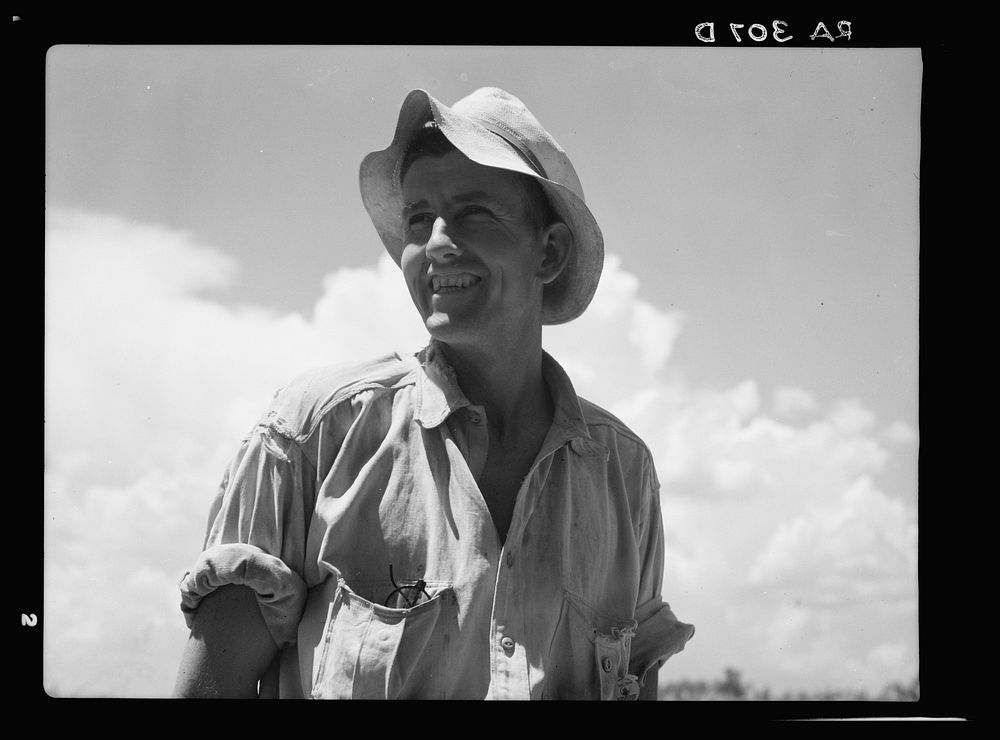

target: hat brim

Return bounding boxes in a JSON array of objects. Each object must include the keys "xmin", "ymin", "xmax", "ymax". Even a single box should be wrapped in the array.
[{"xmin": 359, "ymin": 89, "xmax": 604, "ymax": 326}]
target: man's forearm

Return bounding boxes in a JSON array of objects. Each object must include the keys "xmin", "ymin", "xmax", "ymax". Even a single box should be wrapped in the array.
[{"xmin": 174, "ymin": 584, "xmax": 279, "ymax": 698}]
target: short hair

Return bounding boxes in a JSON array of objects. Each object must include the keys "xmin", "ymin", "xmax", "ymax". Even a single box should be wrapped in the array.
[{"xmin": 400, "ymin": 123, "xmax": 558, "ymax": 233}]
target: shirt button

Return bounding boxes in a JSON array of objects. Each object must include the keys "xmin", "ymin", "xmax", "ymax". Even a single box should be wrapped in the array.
[
  {"xmin": 500, "ymin": 636, "xmax": 515, "ymax": 650},
  {"xmin": 506, "ymin": 551, "xmax": 514, "ymax": 568},
  {"xmin": 602, "ymin": 657, "xmax": 613, "ymax": 672}
]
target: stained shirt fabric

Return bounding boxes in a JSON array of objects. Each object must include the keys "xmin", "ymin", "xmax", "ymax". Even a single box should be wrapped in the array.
[{"xmin": 179, "ymin": 341, "xmax": 694, "ymax": 700}]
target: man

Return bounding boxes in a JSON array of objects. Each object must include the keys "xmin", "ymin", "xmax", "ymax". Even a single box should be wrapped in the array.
[{"xmin": 174, "ymin": 86, "xmax": 694, "ymax": 700}]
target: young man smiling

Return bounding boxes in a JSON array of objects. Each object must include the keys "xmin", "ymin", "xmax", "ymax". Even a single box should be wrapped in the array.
[
  {"xmin": 399, "ymin": 136, "xmax": 572, "ymax": 543},
  {"xmin": 175, "ymin": 87, "xmax": 694, "ymax": 700}
]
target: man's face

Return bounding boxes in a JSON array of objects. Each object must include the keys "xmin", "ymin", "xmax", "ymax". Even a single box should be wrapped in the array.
[{"xmin": 400, "ymin": 149, "xmax": 548, "ymax": 348}]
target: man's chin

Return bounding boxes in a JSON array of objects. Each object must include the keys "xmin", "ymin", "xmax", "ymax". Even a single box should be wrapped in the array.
[{"xmin": 424, "ymin": 314, "xmax": 481, "ymax": 346}]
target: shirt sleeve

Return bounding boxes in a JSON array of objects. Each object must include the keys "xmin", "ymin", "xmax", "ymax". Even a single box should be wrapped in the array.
[
  {"xmin": 178, "ymin": 420, "xmax": 314, "ymax": 649},
  {"xmin": 628, "ymin": 456, "xmax": 695, "ymax": 683}
]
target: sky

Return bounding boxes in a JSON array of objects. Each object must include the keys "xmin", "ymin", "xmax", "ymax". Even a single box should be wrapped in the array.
[{"xmin": 43, "ymin": 45, "xmax": 921, "ymax": 698}]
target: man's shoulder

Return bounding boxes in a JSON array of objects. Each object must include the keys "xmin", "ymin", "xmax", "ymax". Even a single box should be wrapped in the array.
[
  {"xmin": 577, "ymin": 397, "xmax": 661, "ymax": 499},
  {"xmin": 577, "ymin": 397, "xmax": 652, "ymax": 457},
  {"xmin": 263, "ymin": 350, "xmax": 420, "ymax": 440}
]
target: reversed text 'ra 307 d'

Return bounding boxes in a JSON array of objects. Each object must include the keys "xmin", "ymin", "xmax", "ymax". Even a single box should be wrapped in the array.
[{"xmin": 694, "ymin": 21, "xmax": 853, "ymax": 44}]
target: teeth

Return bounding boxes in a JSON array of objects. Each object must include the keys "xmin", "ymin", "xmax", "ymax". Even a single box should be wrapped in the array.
[{"xmin": 431, "ymin": 274, "xmax": 479, "ymax": 292}]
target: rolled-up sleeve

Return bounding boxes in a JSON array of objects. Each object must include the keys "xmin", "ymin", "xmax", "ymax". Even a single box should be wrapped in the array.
[
  {"xmin": 179, "ymin": 419, "xmax": 314, "ymax": 648},
  {"xmin": 630, "ymin": 596, "xmax": 696, "ymax": 680},
  {"xmin": 629, "ymin": 457, "xmax": 695, "ymax": 682},
  {"xmin": 179, "ymin": 543, "xmax": 307, "ymax": 648}
]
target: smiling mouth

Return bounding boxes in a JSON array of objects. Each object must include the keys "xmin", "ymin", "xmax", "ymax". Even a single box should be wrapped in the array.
[{"xmin": 431, "ymin": 274, "xmax": 481, "ymax": 294}]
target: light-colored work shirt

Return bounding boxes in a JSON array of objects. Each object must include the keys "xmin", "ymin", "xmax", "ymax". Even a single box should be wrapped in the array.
[{"xmin": 179, "ymin": 340, "xmax": 694, "ymax": 699}]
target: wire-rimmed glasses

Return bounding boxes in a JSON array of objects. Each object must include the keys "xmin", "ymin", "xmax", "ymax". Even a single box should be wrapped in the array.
[{"xmin": 383, "ymin": 563, "xmax": 431, "ymax": 609}]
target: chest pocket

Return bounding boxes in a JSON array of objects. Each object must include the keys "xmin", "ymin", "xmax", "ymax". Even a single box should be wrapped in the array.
[
  {"xmin": 311, "ymin": 578, "xmax": 456, "ymax": 699},
  {"xmin": 544, "ymin": 589, "xmax": 640, "ymax": 701}
]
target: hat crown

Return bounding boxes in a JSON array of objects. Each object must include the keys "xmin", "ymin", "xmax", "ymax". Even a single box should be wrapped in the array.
[{"xmin": 451, "ymin": 87, "xmax": 586, "ymax": 202}]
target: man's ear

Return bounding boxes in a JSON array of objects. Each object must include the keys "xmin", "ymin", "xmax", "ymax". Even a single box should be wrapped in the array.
[{"xmin": 537, "ymin": 222, "xmax": 573, "ymax": 285}]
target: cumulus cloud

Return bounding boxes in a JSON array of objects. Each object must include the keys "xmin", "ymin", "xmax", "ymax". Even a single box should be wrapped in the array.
[
  {"xmin": 45, "ymin": 211, "xmax": 347, "ymax": 696},
  {"xmin": 47, "ymin": 212, "xmax": 318, "ymax": 487},
  {"xmin": 630, "ymin": 387, "xmax": 917, "ymax": 692},
  {"xmin": 772, "ymin": 386, "xmax": 818, "ymax": 419},
  {"xmin": 543, "ymin": 254, "xmax": 686, "ymax": 403},
  {"xmin": 311, "ymin": 256, "xmax": 430, "ymax": 361},
  {"xmin": 44, "ymin": 468, "xmax": 211, "ymax": 696},
  {"xmin": 611, "ymin": 381, "xmax": 895, "ymax": 508},
  {"xmin": 44, "ymin": 210, "xmax": 917, "ymax": 697},
  {"xmin": 747, "ymin": 475, "xmax": 917, "ymax": 602}
]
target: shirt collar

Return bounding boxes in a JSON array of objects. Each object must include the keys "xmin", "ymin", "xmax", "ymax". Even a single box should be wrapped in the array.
[
  {"xmin": 540, "ymin": 350, "xmax": 609, "ymax": 459},
  {"xmin": 414, "ymin": 341, "xmax": 472, "ymax": 429},
  {"xmin": 413, "ymin": 340, "xmax": 606, "ymax": 458}
]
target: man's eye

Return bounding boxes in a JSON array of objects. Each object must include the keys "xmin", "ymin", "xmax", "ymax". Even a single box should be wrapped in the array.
[
  {"xmin": 461, "ymin": 205, "xmax": 491, "ymax": 218},
  {"xmin": 406, "ymin": 213, "xmax": 432, "ymax": 227}
]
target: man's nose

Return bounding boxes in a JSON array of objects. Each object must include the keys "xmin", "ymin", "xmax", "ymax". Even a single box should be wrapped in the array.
[{"xmin": 425, "ymin": 217, "xmax": 461, "ymax": 261}]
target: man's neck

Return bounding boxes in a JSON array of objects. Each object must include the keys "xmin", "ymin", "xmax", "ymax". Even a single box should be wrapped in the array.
[{"xmin": 436, "ymin": 332, "xmax": 551, "ymax": 444}]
